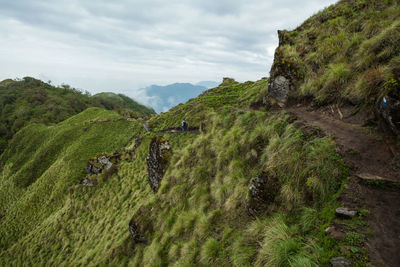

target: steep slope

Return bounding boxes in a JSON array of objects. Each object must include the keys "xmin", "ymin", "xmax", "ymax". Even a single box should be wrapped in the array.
[
  {"xmin": 264, "ymin": 0, "xmax": 400, "ymax": 265},
  {"xmin": 148, "ymin": 78, "xmax": 268, "ymax": 131},
  {"xmin": 266, "ymin": 0, "xmax": 400, "ymax": 135},
  {"xmin": 0, "ymin": 78, "xmax": 349, "ymax": 266},
  {"xmin": 0, "ymin": 77, "xmax": 154, "ymax": 153},
  {"xmin": 1, "ymin": 1, "xmax": 400, "ymax": 266},
  {"xmin": 0, "ymin": 108, "xmax": 144, "ymax": 255}
]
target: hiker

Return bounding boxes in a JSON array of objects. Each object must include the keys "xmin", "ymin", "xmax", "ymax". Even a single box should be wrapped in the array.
[
  {"xmin": 382, "ymin": 96, "xmax": 388, "ymax": 109},
  {"xmin": 181, "ymin": 119, "xmax": 188, "ymax": 131}
]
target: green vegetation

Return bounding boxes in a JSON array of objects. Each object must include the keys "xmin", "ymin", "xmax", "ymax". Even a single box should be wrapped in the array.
[
  {"xmin": 148, "ymin": 78, "xmax": 268, "ymax": 131},
  {"xmin": 0, "ymin": 88, "xmax": 348, "ymax": 265},
  {"xmin": 0, "ymin": 108, "xmax": 144, "ymax": 253},
  {"xmin": 2, "ymin": 0, "xmax": 397, "ymax": 265},
  {"xmin": 93, "ymin": 92, "xmax": 155, "ymax": 116},
  {"xmin": 271, "ymin": 0, "xmax": 400, "ymax": 107},
  {"xmin": 0, "ymin": 77, "xmax": 154, "ymax": 153}
]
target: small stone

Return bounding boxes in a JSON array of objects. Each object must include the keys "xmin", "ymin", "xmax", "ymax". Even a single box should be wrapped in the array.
[
  {"xmin": 325, "ymin": 226, "xmax": 344, "ymax": 240},
  {"xmin": 330, "ymin": 257, "xmax": 351, "ymax": 267},
  {"xmin": 80, "ymin": 177, "xmax": 95, "ymax": 187},
  {"xmin": 335, "ymin": 207, "xmax": 357, "ymax": 218},
  {"xmin": 325, "ymin": 226, "xmax": 334, "ymax": 234}
]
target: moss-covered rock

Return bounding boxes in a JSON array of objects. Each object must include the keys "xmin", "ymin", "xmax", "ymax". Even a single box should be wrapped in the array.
[{"xmin": 146, "ymin": 136, "xmax": 172, "ymax": 192}]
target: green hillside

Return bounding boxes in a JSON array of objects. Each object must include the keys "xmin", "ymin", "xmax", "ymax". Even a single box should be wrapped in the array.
[
  {"xmin": 0, "ymin": 108, "xmax": 144, "ymax": 256},
  {"xmin": 0, "ymin": 79, "xmax": 348, "ymax": 266},
  {"xmin": 0, "ymin": 77, "xmax": 154, "ymax": 153},
  {"xmin": 93, "ymin": 92, "xmax": 155, "ymax": 116},
  {"xmin": 148, "ymin": 78, "xmax": 268, "ymax": 131},
  {"xmin": 0, "ymin": 0, "xmax": 399, "ymax": 266},
  {"xmin": 266, "ymin": 0, "xmax": 400, "ymax": 109}
]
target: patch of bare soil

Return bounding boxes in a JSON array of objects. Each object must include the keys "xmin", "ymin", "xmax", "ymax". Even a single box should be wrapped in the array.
[
  {"xmin": 287, "ymin": 105, "xmax": 400, "ymax": 267},
  {"xmin": 156, "ymin": 127, "xmax": 200, "ymax": 134}
]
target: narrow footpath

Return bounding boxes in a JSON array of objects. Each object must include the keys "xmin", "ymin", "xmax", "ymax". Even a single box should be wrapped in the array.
[{"xmin": 287, "ymin": 105, "xmax": 400, "ymax": 267}]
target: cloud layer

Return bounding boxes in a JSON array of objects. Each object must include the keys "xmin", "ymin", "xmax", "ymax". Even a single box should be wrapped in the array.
[{"xmin": 0, "ymin": 0, "xmax": 337, "ymax": 105}]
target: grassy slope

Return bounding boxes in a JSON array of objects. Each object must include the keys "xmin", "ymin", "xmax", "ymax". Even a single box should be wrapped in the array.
[
  {"xmin": 148, "ymin": 78, "xmax": 268, "ymax": 131},
  {"xmin": 0, "ymin": 79, "xmax": 349, "ymax": 266},
  {"xmin": 0, "ymin": 108, "xmax": 144, "ymax": 257},
  {"xmin": 0, "ymin": 77, "xmax": 154, "ymax": 153},
  {"xmin": 92, "ymin": 92, "xmax": 156, "ymax": 116},
  {"xmin": 4, "ymin": 0, "xmax": 398, "ymax": 264},
  {"xmin": 272, "ymin": 0, "xmax": 400, "ymax": 107}
]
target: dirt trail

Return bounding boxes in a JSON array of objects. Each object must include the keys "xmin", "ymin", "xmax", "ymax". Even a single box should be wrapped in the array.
[
  {"xmin": 156, "ymin": 127, "xmax": 200, "ymax": 134},
  {"xmin": 287, "ymin": 106, "xmax": 400, "ymax": 267}
]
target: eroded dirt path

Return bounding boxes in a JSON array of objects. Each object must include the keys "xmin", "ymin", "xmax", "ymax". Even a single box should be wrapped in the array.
[
  {"xmin": 287, "ymin": 106, "xmax": 400, "ymax": 267},
  {"xmin": 156, "ymin": 127, "xmax": 200, "ymax": 134}
]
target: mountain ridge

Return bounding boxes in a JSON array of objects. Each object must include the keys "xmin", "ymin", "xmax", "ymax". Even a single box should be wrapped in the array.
[{"xmin": 0, "ymin": 0, "xmax": 399, "ymax": 266}]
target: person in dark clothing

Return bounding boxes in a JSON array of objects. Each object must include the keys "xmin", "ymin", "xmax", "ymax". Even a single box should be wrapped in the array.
[{"xmin": 181, "ymin": 119, "xmax": 188, "ymax": 131}]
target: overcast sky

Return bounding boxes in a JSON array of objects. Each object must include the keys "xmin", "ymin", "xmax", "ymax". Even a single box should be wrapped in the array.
[{"xmin": 0, "ymin": 0, "xmax": 337, "ymax": 105}]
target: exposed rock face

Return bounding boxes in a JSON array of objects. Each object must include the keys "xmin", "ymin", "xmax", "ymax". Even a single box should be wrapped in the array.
[
  {"xmin": 380, "ymin": 95, "xmax": 400, "ymax": 136},
  {"xmin": 267, "ymin": 30, "xmax": 299, "ymax": 106},
  {"xmin": 85, "ymin": 163, "xmax": 101, "ymax": 174},
  {"xmin": 82, "ymin": 153, "xmax": 121, "ymax": 186},
  {"xmin": 246, "ymin": 172, "xmax": 281, "ymax": 216},
  {"xmin": 97, "ymin": 156, "xmax": 113, "ymax": 170},
  {"xmin": 128, "ymin": 221, "xmax": 147, "ymax": 243},
  {"xmin": 128, "ymin": 205, "xmax": 153, "ymax": 244},
  {"xmin": 85, "ymin": 153, "xmax": 119, "ymax": 175},
  {"xmin": 269, "ymin": 76, "xmax": 291, "ymax": 104},
  {"xmin": 146, "ymin": 136, "xmax": 172, "ymax": 193}
]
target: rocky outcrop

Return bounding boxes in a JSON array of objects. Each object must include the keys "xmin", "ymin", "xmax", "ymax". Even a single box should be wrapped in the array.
[
  {"xmin": 267, "ymin": 30, "xmax": 301, "ymax": 106},
  {"xmin": 221, "ymin": 77, "xmax": 237, "ymax": 85},
  {"xmin": 81, "ymin": 153, "xmax": 121, "ymax": 186},
  {"xmin": 128, "ymin": 205, "xmax": 153, "ymax": 244},
  {"xmin": 380, "ymin": 95, "xmax": 400, "ymax": 136},
  {"xmin": 246, "ymin": 172, "xmax": 281, "ymax": 216},
  {"xmin": 128, "ymin": 221, "xmax": 147, "ymax": 243},
  {"xmin": 85, "ymin": 153, "xmax": 120, "ymax": 175},
  {"xmin": 146, "ymin": 136, "xmax": 172, "ymax": 193}
]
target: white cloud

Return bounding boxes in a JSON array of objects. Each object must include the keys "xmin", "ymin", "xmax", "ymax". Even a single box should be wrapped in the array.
[{"xmin": 0, "ymin": 0, "xmax": 338, "ymax": 103}]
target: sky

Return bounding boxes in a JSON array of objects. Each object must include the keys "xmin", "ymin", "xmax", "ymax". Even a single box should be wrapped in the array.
[{"xmin": 0, "ymin": 0, "xmax": 337, "ymax": 106}]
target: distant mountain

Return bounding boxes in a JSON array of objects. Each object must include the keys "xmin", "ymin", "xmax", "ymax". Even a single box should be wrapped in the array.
[{"xmin": 143, "ymin": 82, "xmax": 216, "ymax": 113}]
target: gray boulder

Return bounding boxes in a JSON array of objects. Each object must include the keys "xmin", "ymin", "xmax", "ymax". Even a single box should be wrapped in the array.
[
  {"xmin": 269, "ymin": 75, "xmax": 291, "ymax": 104},
  {"xmin": 335, "ymin": 207, "xmax": 357, "ymax": 219}
]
